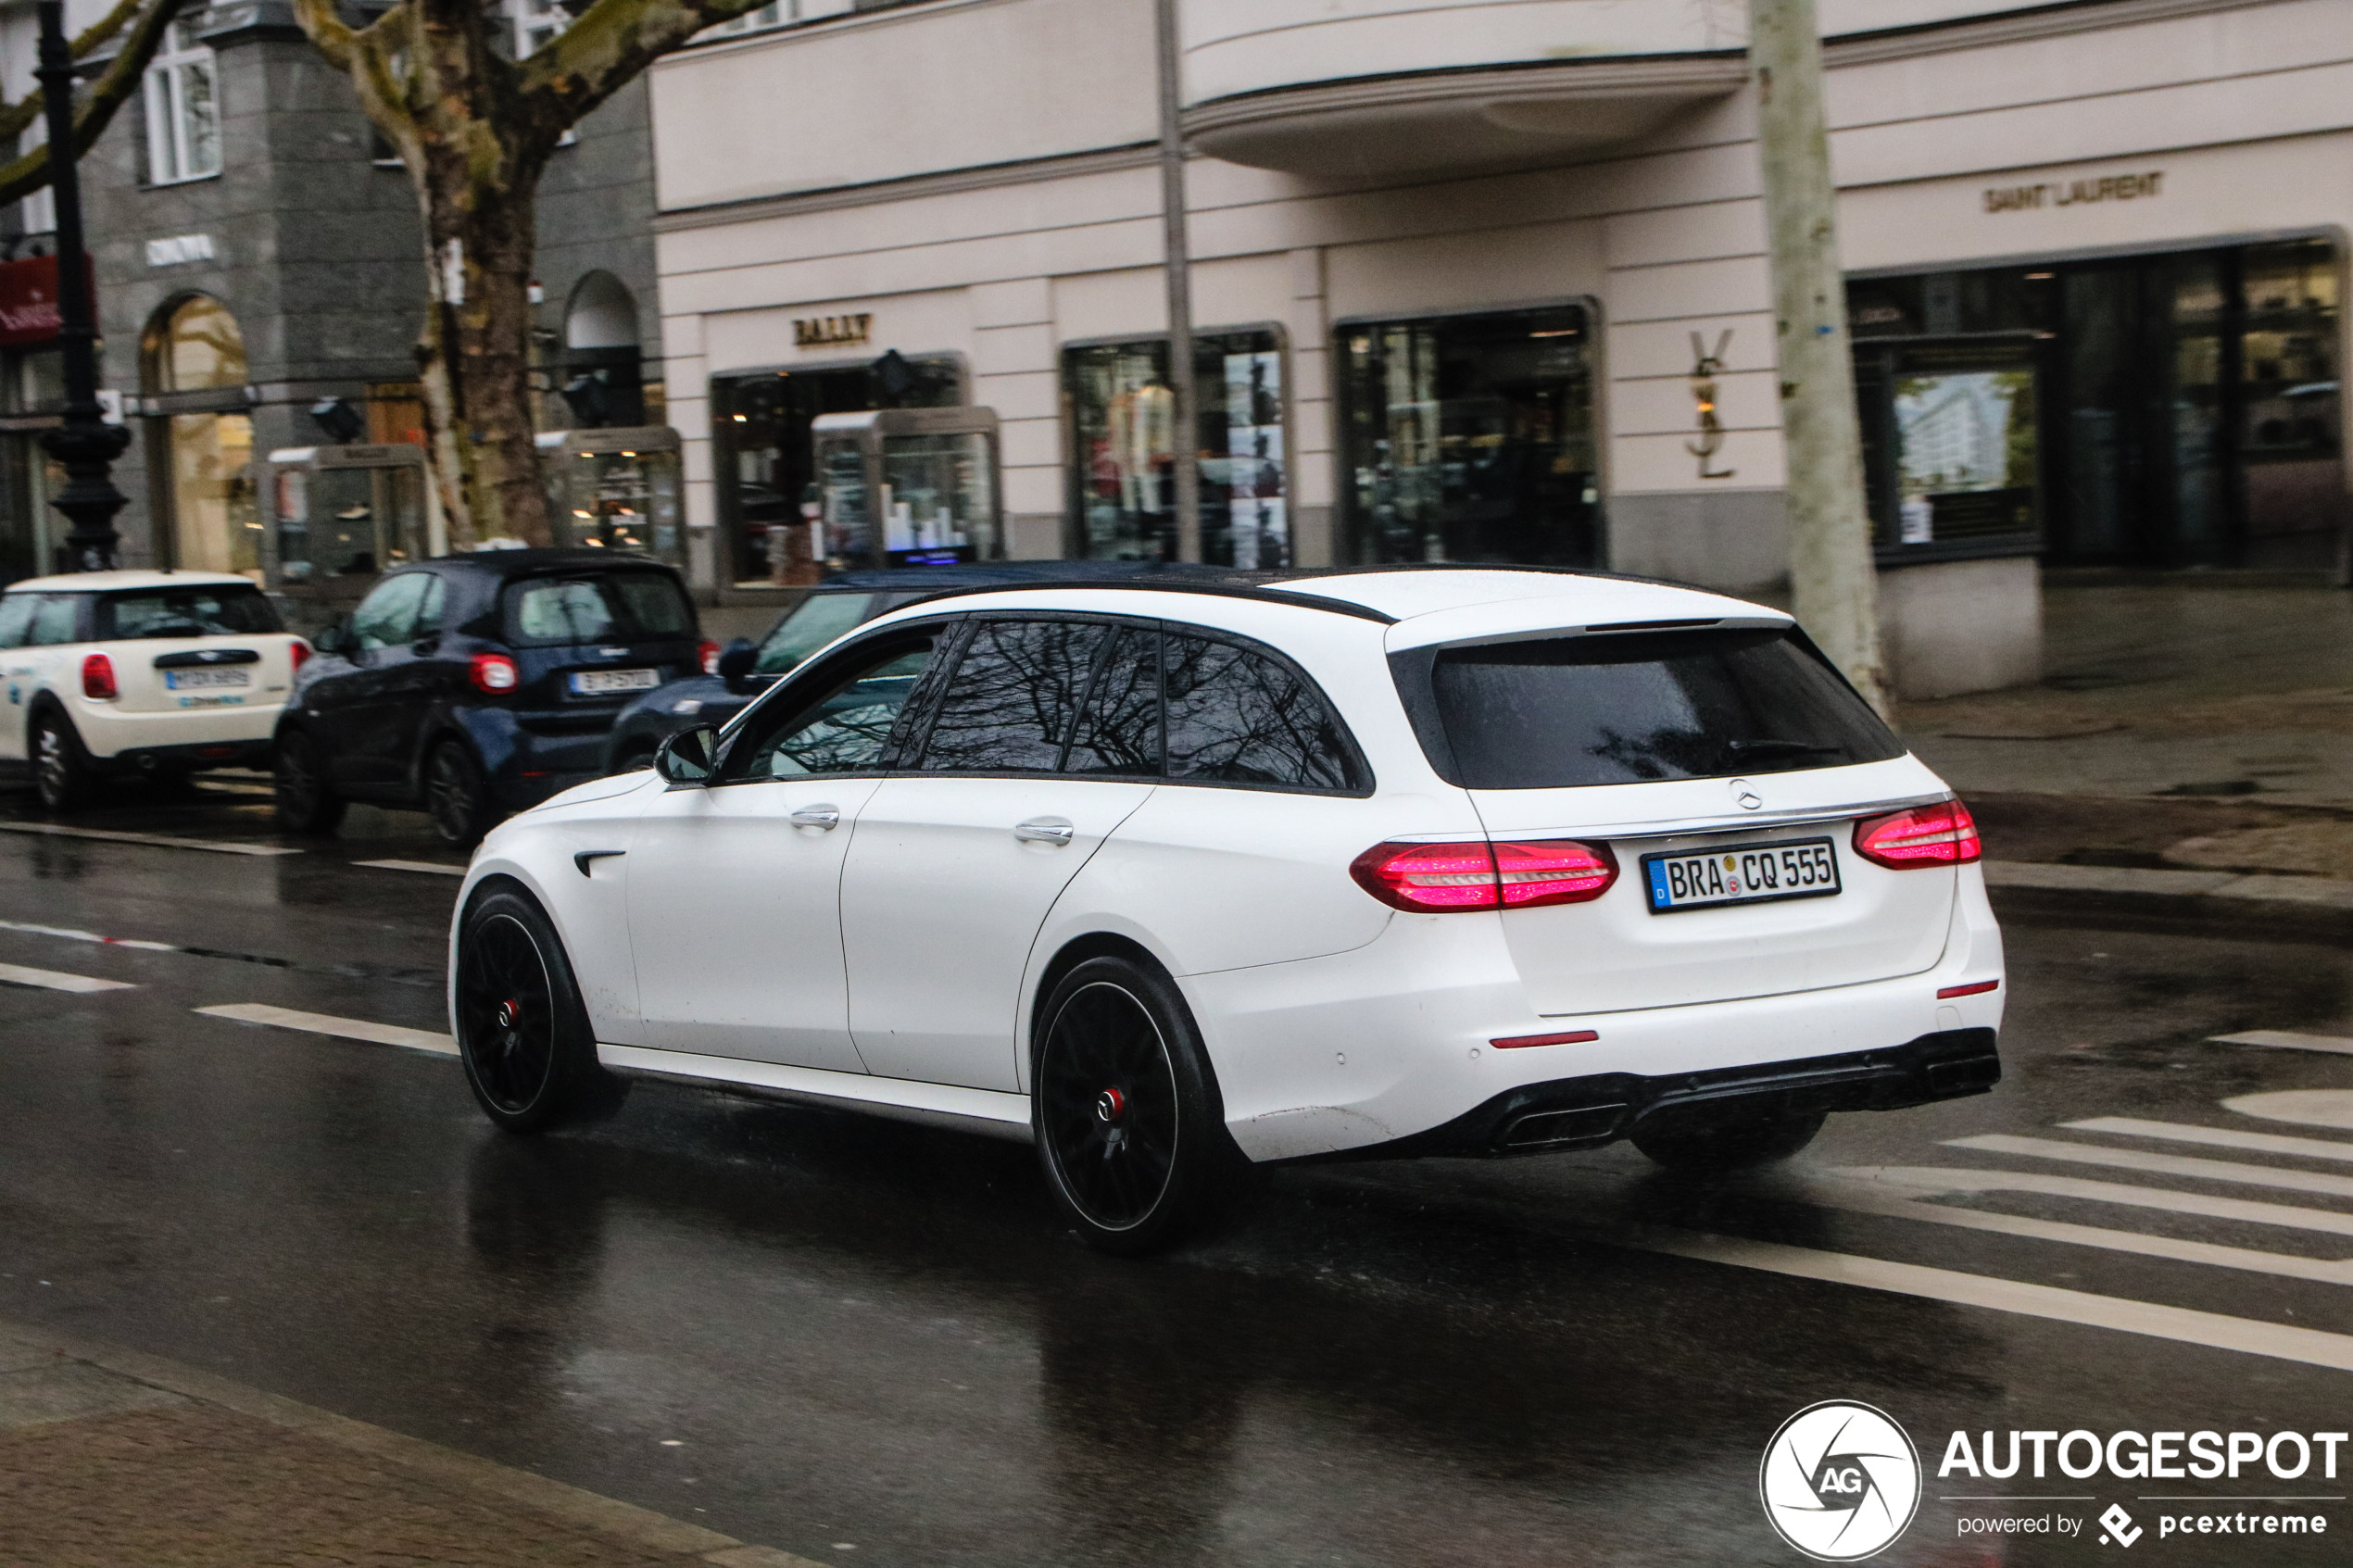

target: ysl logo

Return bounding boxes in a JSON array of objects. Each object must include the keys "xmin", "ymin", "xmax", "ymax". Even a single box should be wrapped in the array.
[{"xmin": 1687, "ymin": 329, "xmax": 1736, "ymax": 480}]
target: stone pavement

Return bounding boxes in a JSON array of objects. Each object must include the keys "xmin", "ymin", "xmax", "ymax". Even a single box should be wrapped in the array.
[
  {"xmin": 0, "ymin": 1316, "xmax": 820, "ymax": 1568},
  {"xmin": 1896, "ymin": 578, "xmax": 2353, "ymax": 897}
]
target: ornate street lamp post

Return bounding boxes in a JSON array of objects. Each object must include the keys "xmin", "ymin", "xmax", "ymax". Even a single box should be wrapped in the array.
[{"xmin": 35, "ymin": 0, "xmax": 131, "ymax": 572}]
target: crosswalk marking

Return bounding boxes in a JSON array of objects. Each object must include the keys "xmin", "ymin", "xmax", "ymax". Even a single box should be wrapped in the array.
[
  {"xmin": 0, "ymin": 822, "xmax": 300, "ymax": 857},
  {"xmin": 1806, "ymin": 1174, "xmax": 2353, "ymax": 1287},
  {"xmin": 0, "ymin": 917, "xmax": 174, "ymax": 952},
  {"xmin": 195, "ymin": 1003, "xmax": 456, "ymax": 1057},
  {"xmin": 352, "ymin": 859, "xmax": 468, "ymax": 878},
  {"xmin": 2214, "ymin": 1029, "xmax": 2353, "ymax": 1056},
  {"xmin": 2062, "ymin": 1115, "xmax": 2353, "ymax": 1163},
  {"xmin": 1838, "ymin": 1166, "xmax": 2353, "ymax": 1239},
  {"xmin": 0, "ymin": 961, "xmax": 133, "ymax": 994},
  {"xmin": 1622, "ymin": 1224, "xmax": 2353, "ymax": 1374},
  {"xmin": 1948, "ymin": 1133, "xmax": 2353, "ymax": 1200},
  {"xmin": 2224, "ymin": 1090, "xmax": 2353, "ymax": 1132}
]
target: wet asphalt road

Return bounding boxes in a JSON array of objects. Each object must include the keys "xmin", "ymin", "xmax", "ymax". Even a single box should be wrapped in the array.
[{"xmin": 4, "ymin": 778, "xmax": 2353, "ymax": 1567}]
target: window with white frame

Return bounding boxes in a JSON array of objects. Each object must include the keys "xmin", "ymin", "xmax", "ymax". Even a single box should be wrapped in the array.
[
  {"xmin": 142, "ymin": 19, "xmax": 221, "ymax": 184},
  {"xmin": 510, "ymin": 0, "xmax": 564, "ymax": 56},
  {"xmin": 709, "ymin": 0, "xmax": 851, "ymax": 41}
]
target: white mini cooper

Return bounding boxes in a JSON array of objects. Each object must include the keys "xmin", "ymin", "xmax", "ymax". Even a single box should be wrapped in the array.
[
  {"xmin": 449, "ymin": 570, "xmax": 2004, "ymax": 1252},
  {"xmin": 0, "ymin": 571, "xmax": 309, "ymax": 809}
]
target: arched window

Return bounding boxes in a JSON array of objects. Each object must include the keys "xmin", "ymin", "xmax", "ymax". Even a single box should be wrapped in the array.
[
  {"xmin": 564, "ymin": 271, "xmax": 637, "ymax": 350},
  {"xmin": 146, "ymin": 295, "xmax": 258, "ymax": 576},
  {"xmin": 559, "ymin": 271, "xmax": 644, "ymax": 427}
]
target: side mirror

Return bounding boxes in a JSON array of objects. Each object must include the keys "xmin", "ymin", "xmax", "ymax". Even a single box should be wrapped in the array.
[
  {"xmin": 716, "ymin": 637, "xmax": 758, "ymax": 692},
  {"xmin": 311, "ymin": 621, "xmax": 347, "ymax": 656},
  {"xmin": 654, "ymin": 723, "xmax": 721, "ymax": 785}
]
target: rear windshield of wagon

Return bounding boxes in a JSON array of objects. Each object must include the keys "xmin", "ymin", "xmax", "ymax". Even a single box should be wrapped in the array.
[{"xmin": 1413, "ymin": 628, "xmax": 1905, "ymax": 789}]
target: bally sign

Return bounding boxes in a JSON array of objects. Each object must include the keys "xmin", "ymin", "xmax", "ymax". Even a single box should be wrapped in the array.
[
  {"xmin": 794, "ymin": 313, "xmax": 873, "ymax": 348},
  {"xmin": 0, "ymin": 254, "xmax": 74, "ymax": 348}
]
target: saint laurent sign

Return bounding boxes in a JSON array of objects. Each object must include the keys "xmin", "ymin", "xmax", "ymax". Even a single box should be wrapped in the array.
[
  {"xmin": 795, "ymin": 313, "xmax": 873, "ymax": 348},
  {"xmin": 1983, "ymin": 169, "xmax": 2163, "ymax": 214}
]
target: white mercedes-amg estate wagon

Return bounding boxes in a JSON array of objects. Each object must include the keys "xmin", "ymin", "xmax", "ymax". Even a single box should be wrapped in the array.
[{"xmin": 448, "ymin": 570, "xmax": 2004, "ymax": 1252}]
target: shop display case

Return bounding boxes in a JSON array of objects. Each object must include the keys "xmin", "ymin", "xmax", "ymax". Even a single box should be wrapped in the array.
[
  {"xmin": 807, "ymin": 408, "xmax": 1003, "ymax": 570},
  {"xmin": 535, "ymin": 425, "xmax": 686, "ymax": 568},
  {"xmin": 261, "ymin": 442, "xmax": 437, "ymax": 609}
]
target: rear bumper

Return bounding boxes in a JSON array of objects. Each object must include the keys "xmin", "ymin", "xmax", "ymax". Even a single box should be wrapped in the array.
[
  {"xmin": 95, "ymin": 735, "xmax": 275, "ymax": 775},
  {"xmin": 1299, "ymin": 1028, "xmax": 2000, "ymax": 1162}
]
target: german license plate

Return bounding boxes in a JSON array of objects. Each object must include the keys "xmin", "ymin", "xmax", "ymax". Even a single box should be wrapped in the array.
[
  {"xmin": 164, "ymin": 667, "xmax": 250, "ymax": 689},
  {"xmin": 1642, "ymin": 836, "xmax": 1842, "ymax": 914},
  {"xmin": 570, "ymin": 668, "xmax": 660, "ymax": 696}
]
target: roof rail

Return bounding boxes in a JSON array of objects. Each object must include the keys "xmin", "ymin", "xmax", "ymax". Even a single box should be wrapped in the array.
[{"xmin": 881, "ymin": 577, "xmax": 1401, "ymax": 625}]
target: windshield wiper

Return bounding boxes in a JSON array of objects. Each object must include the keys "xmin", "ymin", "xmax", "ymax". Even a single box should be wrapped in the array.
[{"xmin": 1724, "ymin": 738, "xmax": 1843, "ymax": 759}]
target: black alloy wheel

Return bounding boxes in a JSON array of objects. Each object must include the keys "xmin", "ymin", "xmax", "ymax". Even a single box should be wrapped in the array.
[
  {"xmin": 31, "ymin": 710, "xmax": 94, "ymax": 813},
  {"xmin": 425, "ymin": 739, "xmax": 495, "ymax": 848},
  {"xmin": 272, "ymin": 730, "xmax": 346, "ymax": 834},
  {"xmin": 1033, "ymin": 955, "xmax": 1245, "ymax": 1255},
  {"xmin": 1630, "ymin": 1108, "xmax": 1826, "ymax": 1172},
  {"xmin": 454, "ymin": 884, "xmax": 623, "ymax": 1133}
]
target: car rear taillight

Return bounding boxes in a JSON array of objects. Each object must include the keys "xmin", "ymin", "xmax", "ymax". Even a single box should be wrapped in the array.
[
  {"xmin": 698, "ymin": 638, "xmax": 721, "ymax": 674},
  {"xmin": 1494, "ymin": 839, "xmax": 1619, "ymax": 908},
  {"xmin": 470, "ymin": 652, "xmax": 520, "ymax": 695},
  {"xmin": 82, "ymin": 654, "xmax": 117, "ymax": 700},
  {"xmin": 1853, "ymin": 797, "xmax": 1981, "ymax": 868},
  {"xmin": 290, "ymin": 639, "xmax": 310, "ymax": 675},
  {"xmin": 1352, "ymin": 839, "xmax": 1618, "ymax": 911}
]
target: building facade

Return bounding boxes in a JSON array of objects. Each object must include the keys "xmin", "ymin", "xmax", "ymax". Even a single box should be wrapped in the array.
[
  {"xmin": 647, "ymin": 0, "xmax": 2352, "ymax": 695},
  {"xmin": 0, "ymin": 0, "xmax": 664, "ymax": 600}
]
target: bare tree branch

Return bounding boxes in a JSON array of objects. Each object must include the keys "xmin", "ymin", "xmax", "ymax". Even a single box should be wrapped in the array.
[
  {"xmin": 517, "ymin": 0, "xmax": 769, "ymax": 135},
  {"xmin": 290, "ymin": 0, "xmax": 359, "ymax": 70},
  {"xmin": 0, "ymin": 0, "xmax": 189, "ymax": 210}
]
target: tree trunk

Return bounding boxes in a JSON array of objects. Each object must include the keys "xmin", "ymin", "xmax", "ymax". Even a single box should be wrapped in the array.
[{"xmin": 413, "ymin": 161, "xmax": 552, "ymax": 549}]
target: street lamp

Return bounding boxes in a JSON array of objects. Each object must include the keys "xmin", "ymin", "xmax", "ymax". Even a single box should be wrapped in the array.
[{"xmin": 35, "ymin": 0, "xmax": 130, "ymax": 572}]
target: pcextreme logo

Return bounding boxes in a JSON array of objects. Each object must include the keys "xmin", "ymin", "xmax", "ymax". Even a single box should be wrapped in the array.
[{"xmin": 1759, "ymin": 1401, "xmax": 1923, "ymax": 1562}]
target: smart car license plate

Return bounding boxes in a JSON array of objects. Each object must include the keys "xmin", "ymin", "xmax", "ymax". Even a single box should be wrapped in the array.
[
  {"xmin": 164, "ymin": 668, "xmax": 250, "ymax": 689},
  {"xmin": 1642, "ymin": 837, "xmax": 1842, "ymax": 914},
  {"xmin": 570, "ymin": 668, "xmax": 660, "ymax": 696}
]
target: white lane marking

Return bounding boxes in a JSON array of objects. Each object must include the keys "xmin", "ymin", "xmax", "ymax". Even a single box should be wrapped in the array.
[
  {"xmin": 0, "ymin": 822, "xmax": 300, "ymax": 858},
  {"xmin": 0, "ymin": 961, "xmax": 134, "ymax": 994},
  {"xmin": 0, "ymin": 917, "xmax": 174, "ymax": 952},
  {"xmin": 352, "ymin": 859, "xmax": 468, "ymax": 878},
  {"xmin": 2063, "ymin": 1115, "xmax": 2353, "ymax": 1163},
  {"xmin": 2226, "ymin": 1091, "xmax": 2353, "ymax": 1132},
  {"xmin": 1622, "ymin": 1223, "xmax": 2353, "ymax": 1374},
  {"xmin": 1947, "ymin": 1134, "xmax": 2353, "ymax": 1200},
  {"xmin": 195, "ymin": 1003, "xmax": 455, "ymax": 1057},
  {"xmin": 1830, "ymin": 1165, "xmax": 2353, "ymax": 1239},
  {"xmin": 1806, "ymin": 1173, "xmax": 2353, "ymax": 1287},
  {"xmin": 2214, "ymin": 1029, "xmax": 2353, "ymax": 1056}
]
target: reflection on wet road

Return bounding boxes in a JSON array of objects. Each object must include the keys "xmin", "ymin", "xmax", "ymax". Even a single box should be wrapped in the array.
[{"xmin": 4, "ymin": 780, "xmax": 2353, "ymax": 1564}]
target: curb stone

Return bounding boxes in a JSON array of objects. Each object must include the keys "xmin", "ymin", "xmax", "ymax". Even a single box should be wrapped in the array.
[
  {"xmin": 1982, "ymin": 859, "xmax": 2353, "ymax": 937},
  {"xmin": 0, "ymin": 1312, "xmax": 828, "ymax": 1568}
]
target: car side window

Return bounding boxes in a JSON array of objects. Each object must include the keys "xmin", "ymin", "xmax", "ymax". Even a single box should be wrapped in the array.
[
  {"xmin": 914, "ymin": 618, "xmax": 1112, "ymax": 773},
  {"xmin": 350, "ymin": 573, "xmax": 430, "ymax": 652},
  {"xmin": 414, "ymin": 574, "xmax": 447, "ymax": 636},
  {"xmin": 1163, "ymin": 631, "xmax": 1358, "ymax": 790},
  {"xmin": 724, "ymin": 633, "xmax": 941, "ymax": 781},
  {"xmin": 1063, "ymin": 626, "xmax": 1162, "ymax": 777},
  {"xmin": 25, "ymin": 594, "xmax": 82, "ymax": 647},
  {"xmin": 0, "ymin": 594, "xmax": 34, "ymax": 649}
]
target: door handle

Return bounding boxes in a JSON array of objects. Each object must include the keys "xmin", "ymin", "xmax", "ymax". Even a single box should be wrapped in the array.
[
  {"xmin": 788, "ymin": 805, "xmax": 841, "ymax": 832},
  {"xmin": 1013, "ymin": 816, "xmax": 1074, "ymax": 847}
]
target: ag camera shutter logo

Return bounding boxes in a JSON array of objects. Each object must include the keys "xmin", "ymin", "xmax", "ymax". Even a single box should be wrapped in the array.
[{"xmin": 1760, "ymin": 1401, "xmax": 1922, "ymax": 1561}]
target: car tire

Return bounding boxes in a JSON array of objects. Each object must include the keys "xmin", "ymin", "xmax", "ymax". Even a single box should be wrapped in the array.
[
  {"xmin": 424, "ymin": 739, "xmax": 496, "ymax": 848},
  {"xmin": 272, "ymin": 730, "xmax": 346, "ymax": 834},
  {"xmin": 454, "ymin": 884, "xmax": 627, "ymax": 1134},
  {"xmin": 30, "ymin": 709, "xmax": 96, "ymax": 813},
  {"xmin": 1630, "ymin": 1108, "xmax": 1826, "ymax": 1172},
  {"xmin": 1032, "ymin": 954, "xmax": 1248, "ymax": 1256}
]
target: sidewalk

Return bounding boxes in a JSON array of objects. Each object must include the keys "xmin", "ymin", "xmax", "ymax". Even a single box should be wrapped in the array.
[
  {"xmin": 1894, "ymin": 578, "xmax": 2353, "ymax": 927},
  {"xmin": 0, "ymin": 1316, "xmax": 817, "ymax": 1568}
]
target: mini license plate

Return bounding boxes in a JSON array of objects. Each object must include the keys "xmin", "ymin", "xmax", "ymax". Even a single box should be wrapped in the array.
[
  {"xmin": 1642, "ymin": 836, "xmax": 1842, "ymax": 914},
  {"xmin": 164, "ymin": 667, "xmax": 251, "ymax": 689},
  {"xmin": 570, "ymin": 668, "xmax": 660, "ymax": 696}
]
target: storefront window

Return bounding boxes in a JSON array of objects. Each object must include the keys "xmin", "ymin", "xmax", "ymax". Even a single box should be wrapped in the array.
[
  {"xmin": 149, "ymin": 295, "xmax": 258, "ymax": 579},
  {"xmin": 1065, "ymin": 331, "xmax": 1289, "ymax": 568},
  {"xmin": 1852, "ymin": 240, "xmax": 2343, "ymax": 570},
  {"xmin": 1337, "ymin": 306, "xmax": 1598, "ymax": 567},
  {"xmin": 711, "ymin": 357, "xmax": 959, "ymax": 586}
]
